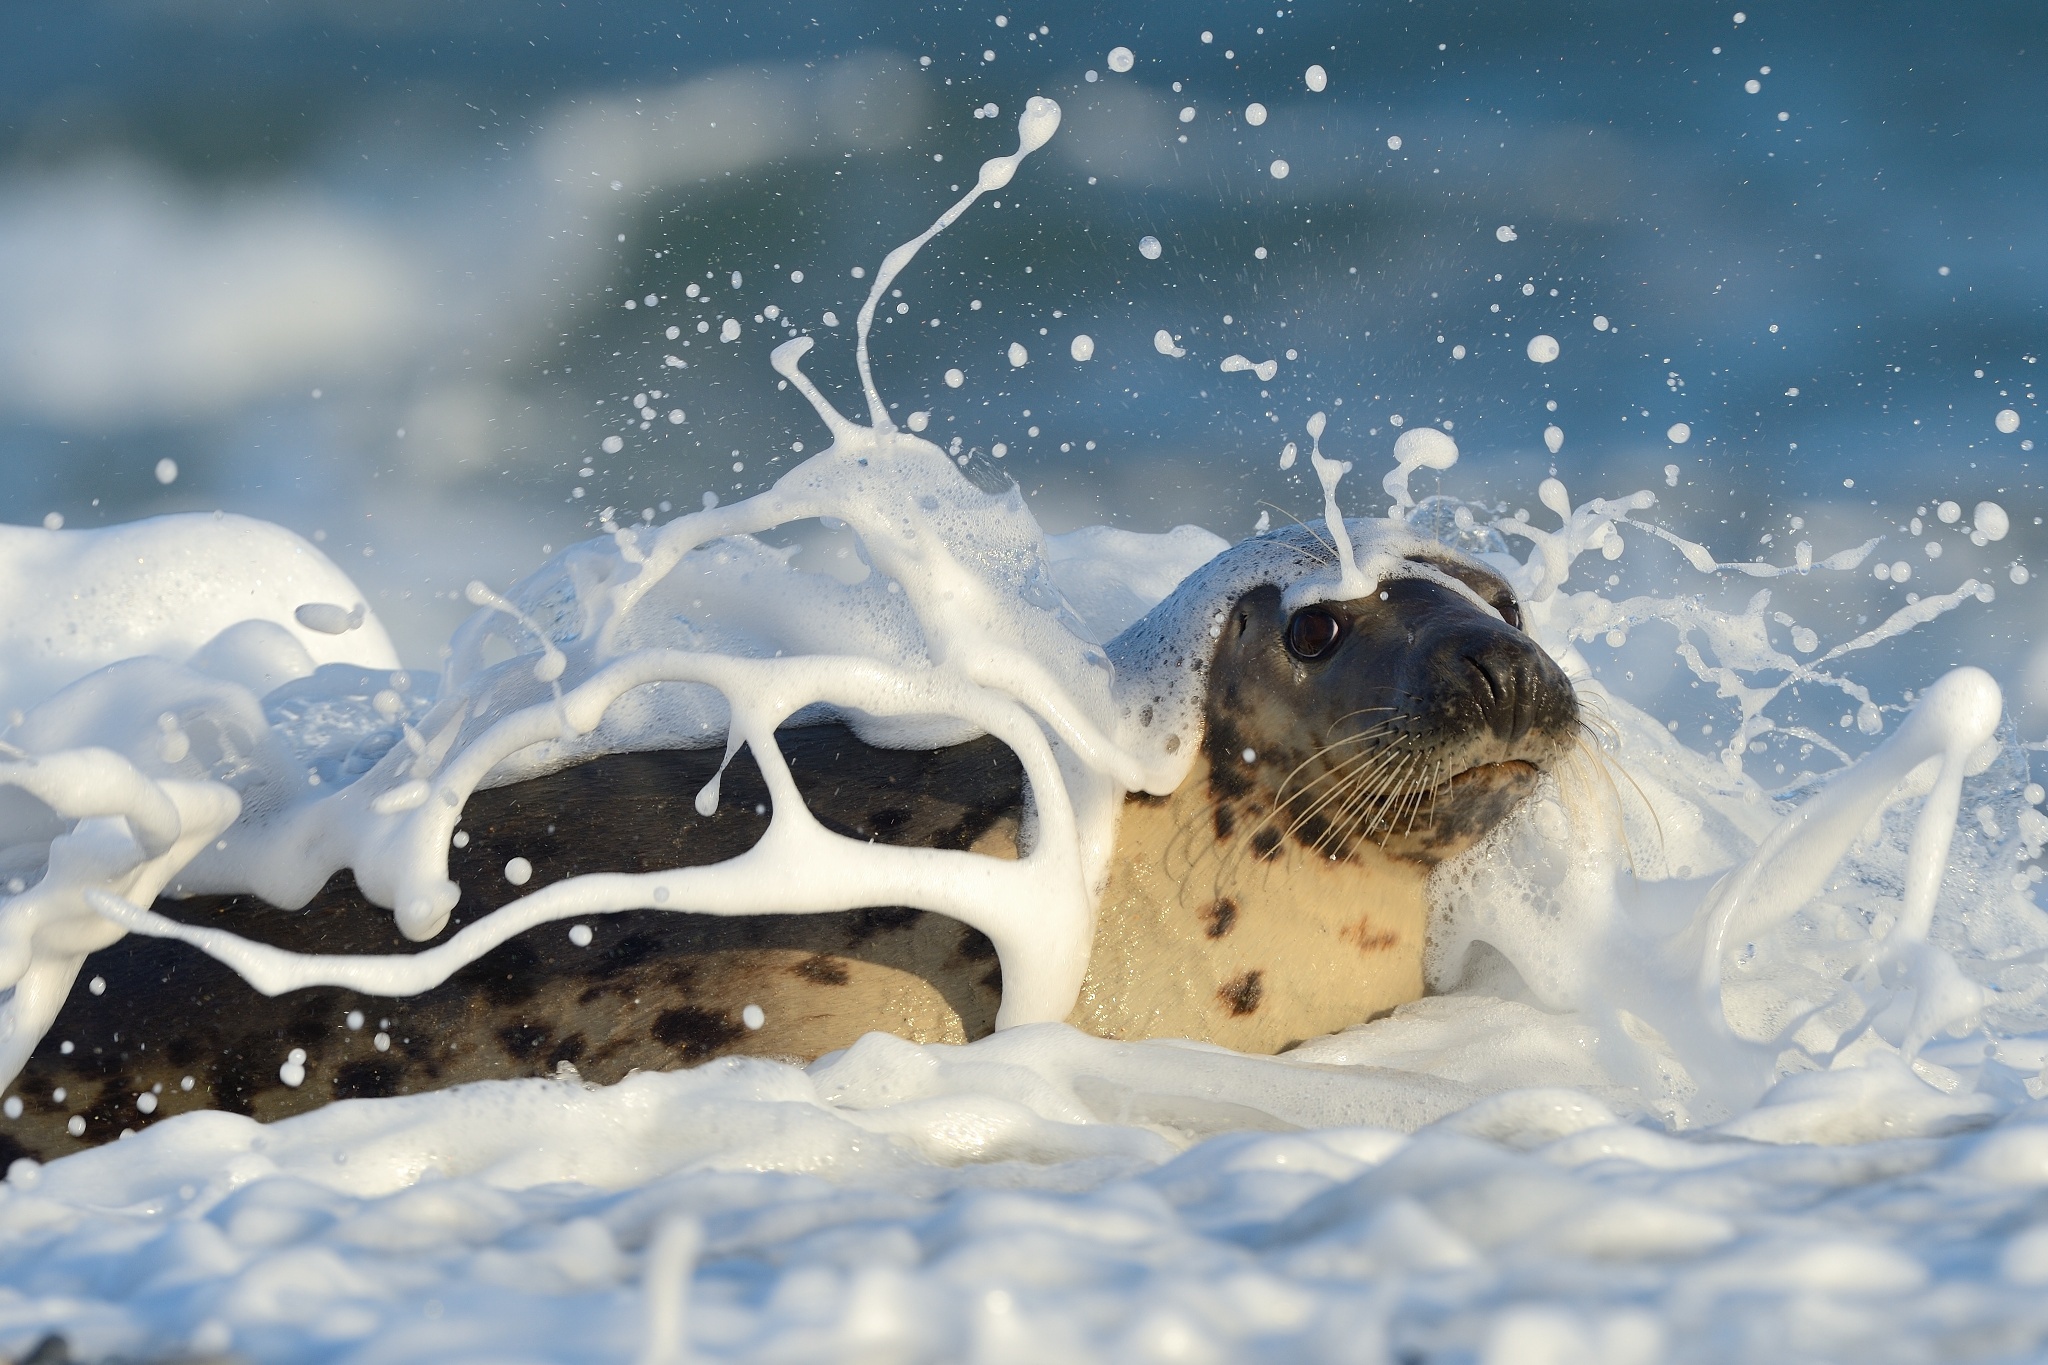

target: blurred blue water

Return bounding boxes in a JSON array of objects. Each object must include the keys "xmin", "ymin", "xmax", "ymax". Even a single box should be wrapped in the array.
[{"xmin": 0, "ymin": 1, "xmax": 2041, "ymax": 726}]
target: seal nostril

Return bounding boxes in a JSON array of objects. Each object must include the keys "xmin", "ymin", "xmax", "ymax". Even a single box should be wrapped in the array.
[
  {"xmin": 1462, "ymin": 640, "xmax": 1549, "ymax": 743},
  {"xmin": 1464, "ymin": 650, "xmax": 1507, "ymax": 708}
]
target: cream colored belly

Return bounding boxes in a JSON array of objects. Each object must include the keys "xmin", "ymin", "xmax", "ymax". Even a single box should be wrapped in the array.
[{"xmin": 1068, "ymin": 760, "xmax": 1431, "ymax": 1053}]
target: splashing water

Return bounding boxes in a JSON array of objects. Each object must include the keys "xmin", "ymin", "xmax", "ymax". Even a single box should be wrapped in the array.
[{"xmin": 0, "ymin": 85, "xmax": 2045, "ymax": 1364}]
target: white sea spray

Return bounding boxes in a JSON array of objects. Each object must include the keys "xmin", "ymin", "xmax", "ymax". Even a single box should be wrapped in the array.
[{"xmin": 0, "ymin": 81, "xmax": 2042, "ymax": 1364}]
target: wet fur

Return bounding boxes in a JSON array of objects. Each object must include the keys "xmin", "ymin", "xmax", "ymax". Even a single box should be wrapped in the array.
[
  {"xmin": 1, "ymin": 566, "xmax": 1576, "ymax": 1164},
  {"xmin": 0, "ymin": 734, "xmax": 1019, "ymax": 1165}
]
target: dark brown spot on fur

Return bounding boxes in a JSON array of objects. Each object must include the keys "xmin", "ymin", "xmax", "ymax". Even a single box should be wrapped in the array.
[
  {"xmin": 0, "ymin": 1133, "xmax": 34, "ymax": 1171},
  {"xmin": 1212, "ymin": 803, "xmax": 1236, "ymax": 840},
  {"xmin": 548, "ymin": 1034, "xmax": 587, "ymax": 1069},
  {"xmin": 479, "ymin": 941, "xmax": 545, "ymax": 1007},
  {"xmin": 848, "ymin": 905, "xmax": 922, "ymax": 941},
  {"xmin": 793, "ymin": 954, "xmax": 851, "ymax": 986},
  {"xmin": 651, "ymin": 1006, "xmax": 744, "ymax": 1057},
  {"xmin": 599, "ymin": 933, "xmax": 662, "ymax": 975},
  {"xmin": 1203, "ymin": 897, "xmax": 1239, "ymax": 939},
  {"xmin": 332, "ymin": 1058, "xmax": 404, "ymax": 1100},
  {"xmin": 1250, "ymin": 827, "xmax": 1282, "ymax": 860},
  {"xmin": 953, "ymin": 927, "xmax": 998, "ymax": 962},
  {"xmin": 1341, "ymin": 916, "xmax": 1401, "ymax": 954},
  {"xmin": 497, "ymin": 1022, "xmax": 551, "ymax": 1060},
  {"xmin": 1217, "ymin": 970, "xmax": 1264, "ymax": 1016}
]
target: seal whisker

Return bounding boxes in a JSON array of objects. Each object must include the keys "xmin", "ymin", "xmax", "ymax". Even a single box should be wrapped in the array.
[
  {"xmin": 1277, "ymin": 732, "xmax": 1407, "ymax": 813},
  {"xmin": 1564, "ymin": 727, "xmax": 1653, "ymax": 877},
  {"xmin": 1405, "ymin": 759, "xmax": 1446, "ymax": 838},
  {"xmin": 1319, "ymin": 706, "xmax": 1405, "ymax": 744},
  {"xmin": 1288, "ymin": 742, "xmax": 1415, "ymax": 851},
  {"xmin": 1261, "ymin": 724, "xmax": 1409, "ymax": 810},
  {"xmin": 1349, "ymin": 750, "xmax": 1422, "ymax": 845}
]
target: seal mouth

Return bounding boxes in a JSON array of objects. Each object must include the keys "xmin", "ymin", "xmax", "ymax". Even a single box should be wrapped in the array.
[{"xmin": 1440, "ymin": 758, "xmax": 1540, "ymax": 794}]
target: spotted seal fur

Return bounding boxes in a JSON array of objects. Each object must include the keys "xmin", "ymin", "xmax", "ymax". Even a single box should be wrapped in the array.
[{"xmin": 0, "ymin": 528, "xmax": 1577, "ymax": 1162}]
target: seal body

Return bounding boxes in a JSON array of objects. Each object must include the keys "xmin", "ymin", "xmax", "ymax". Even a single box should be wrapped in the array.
[
  {"xmin": 0, "ymin": 541, "xmax": 1576, "ymax": 1162},
  {"xmin": 1074, "ymin": 571, "xmax": 1577, "ymax": 1051}
]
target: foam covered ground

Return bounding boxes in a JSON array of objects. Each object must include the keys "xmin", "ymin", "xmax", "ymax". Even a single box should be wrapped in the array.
[{"xmin": 6, "ymin": 1019, "xmax": 2048, "ymax": 1364}]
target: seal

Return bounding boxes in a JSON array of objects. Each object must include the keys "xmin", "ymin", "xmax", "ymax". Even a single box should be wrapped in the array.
[{"xmin": 0, "ymin": 527, "xmax": 1577, "ymax": 1162}]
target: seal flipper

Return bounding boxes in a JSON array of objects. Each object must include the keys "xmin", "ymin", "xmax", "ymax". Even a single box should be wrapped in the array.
[{"xmin": 5, "ymin": 725, "xmax": 1022, "ymax": 1160}]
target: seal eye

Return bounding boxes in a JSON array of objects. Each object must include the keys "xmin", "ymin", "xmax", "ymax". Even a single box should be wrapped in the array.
[{"xmin": 1286, "ymin": 607, "xmax": 1342, "ymax": 659}]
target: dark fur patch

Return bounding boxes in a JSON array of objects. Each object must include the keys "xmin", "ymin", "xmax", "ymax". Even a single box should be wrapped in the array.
[
  {"xmin": 1250, "ymin": 827, "xmax": 1282, "ymax": 860},
  {"xmin": 497, "ymin": 1022, "xmax": 551, "ymax": 1060},
  {"xmin": 1212, "ymin": 803, "xmax": 1236, "ymax": 840},
  {"xmin": 332, "ymin": 1058, "xmax": 404, "ymax": 1100},
  {"xmin": 1217, "ymin": 970, "xmax": 1264, "ymax": 1017},
  {"xmin": 1342, "ymin": 917, "xmax": 1401, "ymax": 954},
  {"xmin": 650, "ymin": 1006, "xmax": 745, "ymax": 1058},
  {"xmin": 792, "ymin": 954, "xmax": 851, "ymax": 986},
  {"xmin": 1203, "ymin": 898, "xmax": 1239, "ymax": 939}
]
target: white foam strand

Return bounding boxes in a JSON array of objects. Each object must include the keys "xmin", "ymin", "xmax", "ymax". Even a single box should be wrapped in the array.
[{"xmin": 854, "ymin": 96, "xmax": 1060, "ymax": 431}]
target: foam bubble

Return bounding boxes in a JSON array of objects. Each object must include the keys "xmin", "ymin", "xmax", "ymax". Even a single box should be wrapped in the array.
[
  {"xmin": 1305, "ymin": 64, "xmax": 1328, "ymax": 92},
  {"xmin": 1997, "ymin": 409, "xmax": 2021, "ymax": 434},
  {"xmin": 1138, "ymin": 235, "xmax": 1163, "ymax": 260},
  {"xmin": 1667, "ymin": 423, "xmax": 1692, "ymax": 444},
  {"xmin": 1244, "ymin": 103, "xmax": 1268, "ymax": 126},
  {"xmin": 1007, "ymin": 342, "xmax": 1029, "ymax": 367},
  {"xmin": 1269, "ymin": 159, "xmax": 1290, "ymax": 179},
  {"xmin": 1153, "ymin": 330, "xmax": 1185, "ymax": 358},
  {"xmin": 1976, "ymin": 502, "xmax": 2010, "ymax": 541},
  {"xmin": 1496, "ymin": 225, "xmax": 1518, "ymax": 243},
  {"xmin": 1069, "ymin": 335, "xmax": 1095, "ymax": 362},
  {"xmin": 1106, "ymin": 46, "xmax": 1134, "ymax": 73},
  {"xmin": 1527, "ymin": 335, "xmax": 1560, "ymax": 364}
]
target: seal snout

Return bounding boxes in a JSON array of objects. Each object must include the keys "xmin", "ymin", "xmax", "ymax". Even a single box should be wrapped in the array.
[{"xmin": 1453, "ymin": 623, "xmax": 1578, "ymax": 753}]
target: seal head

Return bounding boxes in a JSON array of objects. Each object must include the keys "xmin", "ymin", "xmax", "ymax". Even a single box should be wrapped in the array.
[{"xmin": 1206, "ymin": 555, "xmax": 1576, "ymax": 867}]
